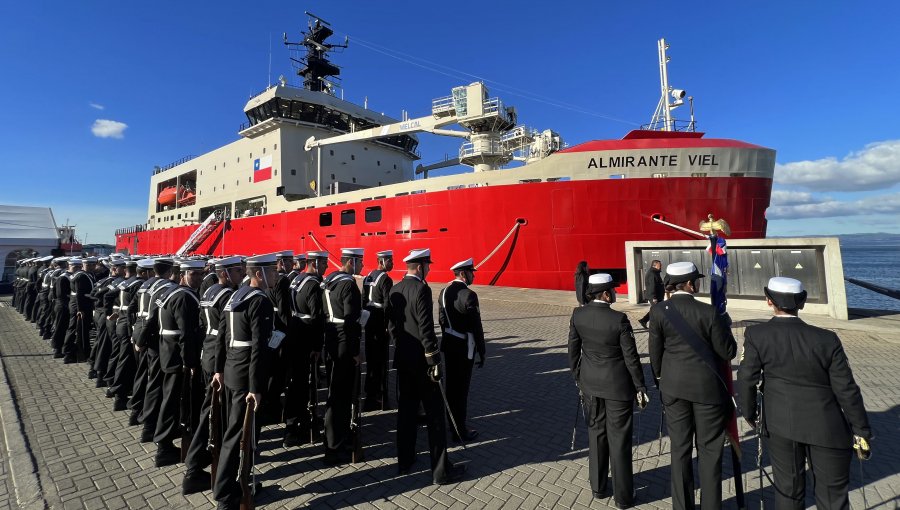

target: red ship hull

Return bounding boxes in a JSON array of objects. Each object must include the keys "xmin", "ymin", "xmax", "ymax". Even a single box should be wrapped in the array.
[{"xmin": 116, "ymin": 176, "xmax": 771, "ymax": 290}]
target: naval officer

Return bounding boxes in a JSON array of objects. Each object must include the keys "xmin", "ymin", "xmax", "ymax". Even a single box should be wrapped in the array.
[
  {"xmin": 438, "ymin": 257, "xmax": 485, "ymax": 442},
  {"xmin": 387, "ymin": 248, "xmax": 466, "ymax": 485},
  {"xmin": 212, "ymin": 253, "xmax": 277, "ymax": 510},
  {"xmin": 738, "ymin": 277, "xmax": 872, "ymax": 510},
  {"xmin": 362, "ymin": 249, "xmax": 394, "ymax": 411},
  {"xmin": 568, "ymin": 273, "xmax": 648, "ymax": 507},
  {"xmin": 321, "ymin": 248, "xmax": 364, "ymax": 464},
  {"xmin": 647, "ymin": 261, "xmax": 737, "ymax": 510}
]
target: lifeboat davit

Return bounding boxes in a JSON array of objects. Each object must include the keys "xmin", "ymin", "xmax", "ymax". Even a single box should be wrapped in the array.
[
  {"xmin": 177, "ymin": 189, "xmax": 196, "ymax": 206},
  {"xmin": 157, "ymin": 186, "xmax": 177, "ymax": 206}
]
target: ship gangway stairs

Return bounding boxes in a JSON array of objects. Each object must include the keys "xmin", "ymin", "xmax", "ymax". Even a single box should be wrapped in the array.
[{"xmin": 175, "ymin": 210, "xmax": 223, "ymax": 256}]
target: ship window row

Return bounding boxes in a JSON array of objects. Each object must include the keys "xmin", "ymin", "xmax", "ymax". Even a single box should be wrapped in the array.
[{"xmin": 318, "ymin": 206, "xmax": 382, "ymax": 227}]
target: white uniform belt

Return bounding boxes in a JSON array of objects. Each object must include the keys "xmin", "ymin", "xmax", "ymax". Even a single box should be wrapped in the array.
[
  {"xmin": 229, "ymin": 339, "xmax": 251, "ymax": 348},
  {"xmin": 444, "ymin": 327, "xmax": 466, "ymax": 339},
  {"xmin": 273, "ymin": 307, "xmax": 279, "ymax": 312},
  {"xmin": 292, "ymin": 311, "xmax": 312, "ymax": 319},
  {"xmin": 70, "ymin": 292, "xmax": 78, "ymax": 296},
  {"xmin": 161, "ymin": 329, "xmax": 182, "ymax": 336},
  {"xmin": 207, "ymin": 329, "xmax": 219, "ymax": 336},
  {"xmin": 137, "ymin": 312, "xmax": 148, "ymax": 318},
  {"xmin": 115, "ymin": 305, "xmax": 127, "ymax": 311},
  {"xmin": 327, "ymin": 317, "xmax": 345, "ymax": 324},
  {"xmin": 366, "ymin": 302, "xmax": 384, "ymax": 309}
]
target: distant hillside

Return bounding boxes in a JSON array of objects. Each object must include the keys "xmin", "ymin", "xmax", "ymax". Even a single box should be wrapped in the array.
[{"xmin": 770, "ymin": 233, "xmax": 900, "ymax": 245}]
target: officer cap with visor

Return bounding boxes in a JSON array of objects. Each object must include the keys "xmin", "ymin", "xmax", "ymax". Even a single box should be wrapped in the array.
[
  {"xmin": 664, "ymin": 261, "xmax": 705, "ymax": 286},
  {"xmin": 450, "ymin": 258, "xmax": 476, "ymax": 272},
  {"xmin": 214, "ymin": 256, "xmax": 243, "ymax": 269},
  {"xmin": 403, "ymin": 248, "xmax": 432, "ymax": 264}
]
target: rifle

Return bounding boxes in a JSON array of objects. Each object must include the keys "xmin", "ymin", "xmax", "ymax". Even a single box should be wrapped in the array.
[
  {"xmin": 238, "ymin": 402, "xmax": 255, "ymax": 510},
  {"xmin": 308, "ymin": 357, "xmax": 323, "ymax": 443},
  {"xmin": 208, "ymin": 383, "xmax": 222, "ymax": 485},
  {"xmin": 350, "ymin": 364, "xmax": 364, "ymax": 463},
  {"xmin": 180, "ymin": 366, "xmax": 193, "ymax": 462}
]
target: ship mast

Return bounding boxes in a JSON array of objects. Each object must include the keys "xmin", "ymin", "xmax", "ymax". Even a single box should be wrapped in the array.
[
  {"xmin": 284, "ymin": 12, "xmax": 348, "ymax": 94},
  {"xmin": 648, "ymin": 38, "xmax": 694, "ymax": 132}
]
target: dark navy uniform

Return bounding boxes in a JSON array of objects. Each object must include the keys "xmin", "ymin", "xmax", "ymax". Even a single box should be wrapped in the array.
[
  {"xmin": 438, "ymin": 278, "xmax": 485, "ymax": 439},
  {"xmin": 35, "ymin": 264, "xmax": 52, "ymax": 336},
  {"xmin": 128, "ymin": 275, "xmax": 161, "ymax": 416},
  {"xmin": 363, "ymin": 267, "xmax": 393, "ymax": 410},
  {"xmin": 154, "ymin": 283, "xmax": 202, "ymax": 464},
  {"xmin": 138, "ymin": 277, "xmax": 178, "ymax": 440},
  {"xmin": 109, "ymin": 273, "xmax": 145, "ymax": 406},
  {"xmin": 738, "ymin": 277, "xmax": 871, "ymax": 510},
  {"xmin": 262, "ymin": 269, "xmax": 293, "ymax": 425},
  {"xmin": 569, "ymin": 274, "xmax": 646, "ymax": 506},
  {"xmin": 50, "ymin": 267, "xmax": 72, "ymax": 356},
  {"xmin": 283, "ymin": 271, "xmax": 324, "ymax": 445},
  {"xmin": 64, "ymin": 267, "xmax": 95, "ymax": 362},
  {"xmin": 198, "ymin": 271, "xmax": 218, "ymax": 300},
  {"xmin": 387, "ymin": 264, "xmax": 457, "ymax": 483},
  {"xmin": 99, "ymin": 271, "xmax": 126, "ymax": 387},
  {"xmin": 212, "ymin": 285, "xmax": 273, "ymax": 507},
  {"xmin": 648, "ymin": 262, "xmax": 737, "ymax": 510},
  {"xmin": 23, "ymin": 262, "xmax": 39, "ymax": 320},
  {"xmin": 88, "ymin": 274, "xmax": 116, "ymax": 377},
  {"xmin": 321, "ymin": 270, "xmax": 362, "ymax": 459}
]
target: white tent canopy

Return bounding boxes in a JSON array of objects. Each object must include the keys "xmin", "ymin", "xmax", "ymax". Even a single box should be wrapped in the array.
[{"xmin": 1, "ymin": 204, "xmax": 59, "ymax": 284}]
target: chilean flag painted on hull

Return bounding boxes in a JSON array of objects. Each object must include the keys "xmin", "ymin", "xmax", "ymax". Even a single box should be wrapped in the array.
[{"xmin": 253, "ymin": 155, "xmax": 272, "ymax": 182}]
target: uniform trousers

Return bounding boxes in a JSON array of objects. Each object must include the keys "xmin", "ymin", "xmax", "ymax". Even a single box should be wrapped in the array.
[
  {"xmin": 184, "ymin": 370, "xmax": 218, "ymax": 474},
  {"xmin": 140, "ymin": 347, "xmax": 164, "ymax": 431},
  {"xmin": 213, "ymin": 386, "xmax": 251, "ymax": 505},
  {"xmin": 324, "ymin": 355, "xmax": 356, "ymax": 450},
  {"xmin": 89, "ymin": 311, "xmax": 110, "ymax": 371},
  {"xmin": 51, "ymin": 303, "xmax": 69, "ymax": 352},
  {"xmin": 283, "ymin": 342, "xmax": 312, "ymax": 434},
  {"xmin": 396, "ymin": 367, "xmax": 450, "ymax": 480},
  {"xmin": 363, "ymin": 310, "xmax": 390, "ymax": 406},
  {"xmin": 64, "ymin": 306, "xmax": 92, "ymax": 360},
  {"xmin": 260, "ymin": 341, "xmax": 288, "ymax": 426},
  {"xmin": 39, "ymin": 295, "xmax": 54, "ymax": 338},
  {"xmin": 443, "ymin": 336, "xmax": 474, "ymax": 435},
  {"xmin": 23, "ymin": 287, "xmax": 37, "ymax": 320},
  {"xmin": 767, "ymin": 433, "xmax": 852, "ymax": 510},
  {"xmin": 36, "ymin": 293, "xmax": 49, "ymax": 334},
  {"xmin": 154, "ymin": 368, "xmax": 185, "ymax": 444},
  {"xmin": 586, "ymin": 396, "xmax": 634, "ymax": 505},
  {"xmin": 102, "ymin": 318, "xmax": 119, "ymax": 385},
  {"xmin": 662, "ymin": 394, "xmax": 729, "ymax": 510},
  {"xmin": 110, "ymin": 319, "xmax": 136, "ymax": 399}
]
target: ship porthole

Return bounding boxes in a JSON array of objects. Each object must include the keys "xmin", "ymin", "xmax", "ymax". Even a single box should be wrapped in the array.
[
  {"xmin": 516, "ymin": 218, "xmax": 527, "ymax": 226},
  {"xmin": 650, "ymin": 213, "xmax": 665, "ymax": 221}
]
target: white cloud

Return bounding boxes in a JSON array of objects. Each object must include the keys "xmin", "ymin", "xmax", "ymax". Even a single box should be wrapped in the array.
[
  {"xmin": 89, "ymin": 102, "xmax": 105, "ymax": 110},
  {"xmin": 91, "ymin": 119, "xmax": 128, "ymax": 139},
  {"xmin": 775, "ymin": 139, "xmax": 900, "ymax": 191},
  {"xmin": 768, "ymin": 192, "xmax": 900, "ymax": 219},
  {"xmin": 770, "ymin": 190, "xmax": 821, "ymax": 206}
]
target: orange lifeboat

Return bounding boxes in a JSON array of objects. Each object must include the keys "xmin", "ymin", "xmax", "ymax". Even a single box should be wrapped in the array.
[
  {"xmin": 177, "ymin": 188, "xmax": 196, "ymax": 206},
  {"xmin": 157, "ymin": 186, "xmax": 177, "ymax": 206}
]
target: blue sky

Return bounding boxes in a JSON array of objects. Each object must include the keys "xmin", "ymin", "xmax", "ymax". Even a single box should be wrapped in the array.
[{"xmin": 1, "ymin": 1, "xmax": 898, "ymax": 244}]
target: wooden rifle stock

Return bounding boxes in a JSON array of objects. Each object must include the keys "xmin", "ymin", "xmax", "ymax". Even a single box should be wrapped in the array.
[
  {"xmin": 351, "ymin": 364, "xmax": 364, "ymax": 463},
  {"xmin": 238, "ymin": 402, "xmax": 255, "ymax": 510},
  {"xmin": 180, "ymin": 366, "xmax": 192, "ymax": 462},
  {"xmin": 208, "ymin": 384, "xmax": 221, "ymax": 487}
]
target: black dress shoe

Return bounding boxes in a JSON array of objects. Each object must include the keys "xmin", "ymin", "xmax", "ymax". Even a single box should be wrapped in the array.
[
  {"xmin": 53, "ymin": 351, "xmax": 65, "ymax": 359},
  {"xmin": 434, "ymin": 463, "xmax": 467, "ymax": 485},
  {"xmin": 128, "ymin": 412, "xmax": 141, "ymax": 426},
  {"xmin": 140, "ymin": 427, "xmax": 155, "ymax": 443},
  {"xmin": 95, "ymin": 378, "xmax": 107, "ymax": 388},
  {"xmin": 452, "ymin": 429, "xmax": 479, "ymax": 442},
  {"xmin": 113, "ymin": 397, "xmax": 128, "ymax": 412},
  {"xmin": 155, "ymin": 443, "xmax": 181, "ymax": 467},
  {"xmin": 105, "ymin": 388, "xmax": 116, "ymax": 398},
  {"xmin": 638, "ymin": 318, "xmax": 649, "ymax": 329},
  {"xmin": 323, "ymin": 447, "xmax": 350, "ymax": 466},
  {"xmin": 87, "ymin": 369, "xmax": 98, "ymax": 379},
  {"xmin": 182, "ymin": 470, "xmax": 211, "ymax": 495},
  {"xmin": 62, "ymin": 357, "xmax": 77, "ymax": 364},
  {"xmin": 283, "ymin": 428, "xmax": 310, "ymax": 448}
]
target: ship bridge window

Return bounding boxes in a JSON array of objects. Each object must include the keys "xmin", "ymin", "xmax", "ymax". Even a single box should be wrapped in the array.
[
  {"xmin": 341, "ymin": 209, "xmax": 356, "ymax": 225},
  {"xmin": 319, "ymin": 212, "xmax": 332, "ymax": 227},
  {"xmin": 365, "ymin": 206, "xmax": 382, "ymax": 223}
]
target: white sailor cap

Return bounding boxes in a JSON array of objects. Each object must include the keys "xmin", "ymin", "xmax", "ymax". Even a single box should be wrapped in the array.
[
  {"xmin": 125, "ymin": 259, "xmax": 138, "ymax": 267},
  {"xmin": 52, "ymin": 256, "xmax": 68, "ymax": 263},
  {"xmin": 764, "ymin": 276, "xmax": 808, "ymax": 310},
  {"xmin": 245, "ymin": 253, "xmax": 278, "ymax": 267},
  {"xmin": 137, "ymin": 259, "xmax": 156, "ymax": 269},
  {"xmin": 180, "ymin": 259, "xmax": 206, "ymax": 270},
  {"xmin": 450, "ymin": 258, "xmax": 476, "ymax": 272},
  {"xmin": 110, "ymin": 258, "xmax": 126, "ymax": 266},
  {"xmin": 277, "ymin": 250, "xmax": 294, "ymax": 258},
  {"xmin": 153, "ymin": 257, "xmax": 175, "ymax": 268},
  {"xmin": 22, "ymin": 258, "xmax": 35, "ymax": 263},
  {"xmin": 588, "ymin": 273, "xmax": 616, "ymax": 292},
  {"xmin": 293, "ymin": 253, "xmax": 307, "ymax": 261},
  {"xmin": 39, "ymin": 255, "xmax": 54, "ymax": 262},
  {"xmin": 376, "ymin": 250, "xmax": 393, "ymax": 258},
  {"xmin": 307, "ymin": 251, "xmax": 329, "ymax": 259},
  {"xmin": 664, "ymin": 261, "xmax": 705, "ymax": 285},
  {"xmin": 84, "ymin": 256, "xmax": 98, "ymax": 263},
  {"xmin": 69, "ymin": 258, "xmax": 84, "ymax": 266},
  {"xmin": 341, "ymin": 248, "xmax": 364, "ymax": 258},
  {"xmin": 403, "ymin": 248, "xmax": 432, "ymax": 264},
  {"xmin": 214, "ymin": 256, "xmax": 243, "ymax": 269}
]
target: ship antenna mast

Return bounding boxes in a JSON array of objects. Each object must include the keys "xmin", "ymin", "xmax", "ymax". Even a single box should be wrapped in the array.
[
  {"xmin": 648, "ymin": 38, "xmax": 692, "ymax": 132},
  {"xmin": 283, "ymin": 12, "xmax": 349, "ymax": 94}
]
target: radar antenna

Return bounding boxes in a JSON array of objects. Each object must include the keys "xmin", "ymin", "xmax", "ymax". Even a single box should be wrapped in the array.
[{"xmin": 283, "ymin": 12, "xmax": 349, "ymax": 94}]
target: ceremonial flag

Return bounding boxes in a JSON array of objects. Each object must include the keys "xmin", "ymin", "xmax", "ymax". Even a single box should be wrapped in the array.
[
  {"xmin": 253, "ymin": 155, "xmax": 273, "ymax": 183},
  {"xmin": 707, "ymin": 235, "xmax": 728, "ymax": 316}
]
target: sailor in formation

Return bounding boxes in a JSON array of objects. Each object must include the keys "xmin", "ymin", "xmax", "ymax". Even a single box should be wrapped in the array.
[
  {"xmin": 7, "ymin": 249, "xmax": 877, "ymax": 510},
  {"xmin": 362, "ymin": 249, "xmax": 394, "ymax": 411},
  {"xmin": 438, "ymin": 257, "xmax": 485, "ymax": 442},
  {"xmin": 213, "ymin": 253, "xmax": 277, "ymax": 510},
  {"xmin": 388, "ymin": 248, "xmax": 466, "ymax": 485},
  {"xmin": 568, "ymin": 273, "xmax": 647, "ymax": 508},
  {"xmin": 648, "ymin": 261, "xmax": 737, "ymax": 510},
  {"xmin": 738, "ymin": 277, "xmax": 872, "ymax": 510}
]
